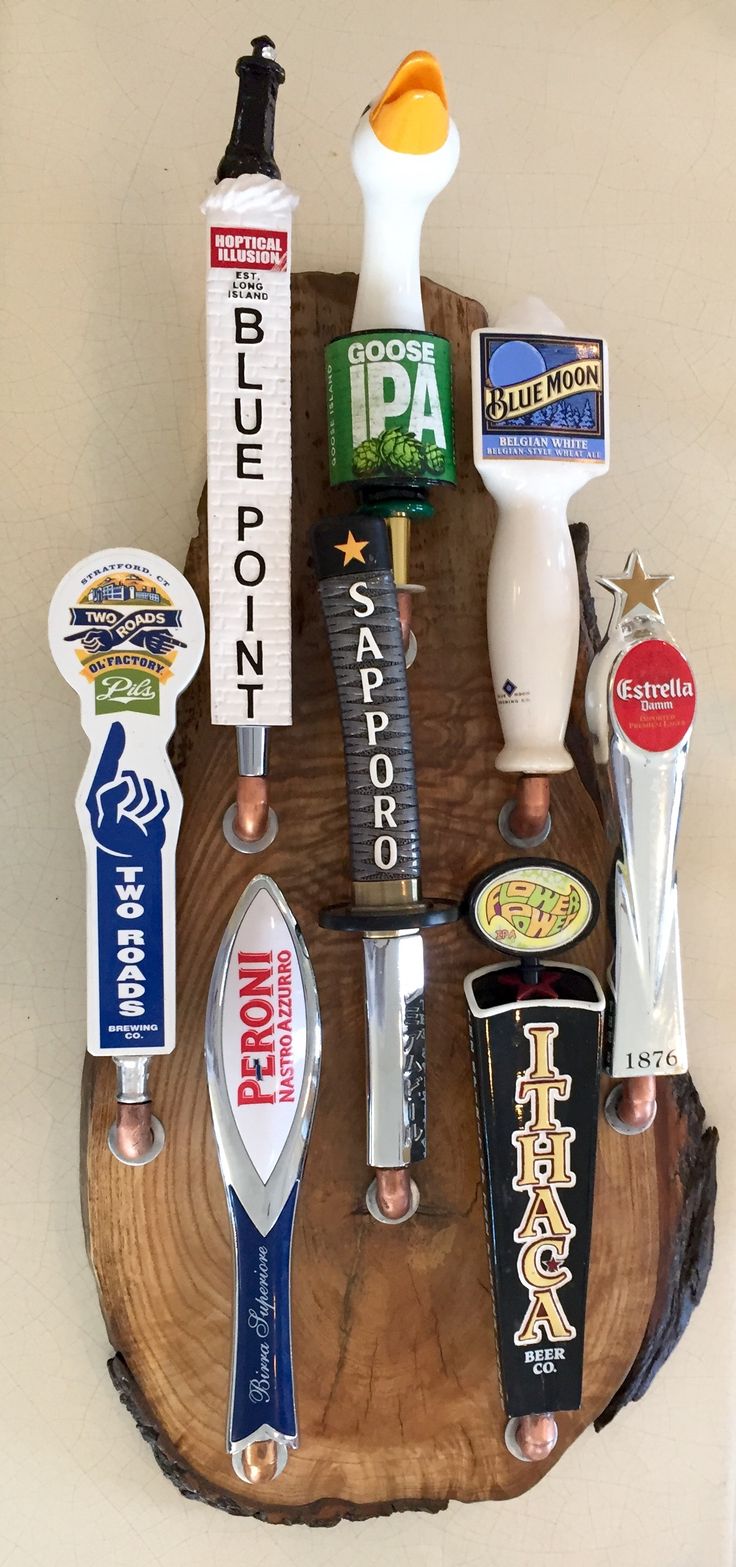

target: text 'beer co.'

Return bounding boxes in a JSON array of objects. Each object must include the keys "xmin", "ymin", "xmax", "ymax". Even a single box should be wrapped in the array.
[{"xmin": 464, "ymin": 861, "xmax": 604, "ymax": 1419}]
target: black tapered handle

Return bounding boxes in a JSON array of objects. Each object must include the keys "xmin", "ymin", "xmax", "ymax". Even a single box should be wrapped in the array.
[
  {"xmin": 312, "ymin": 516, "xmax": 420, "ymax": 886},
  {"xmin": 216, "ymin": 37, "xmax": 285, "ymax": 183}
]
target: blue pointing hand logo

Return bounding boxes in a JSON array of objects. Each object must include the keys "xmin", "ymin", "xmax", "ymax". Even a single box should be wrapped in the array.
[{"xmin": 86, "ymin": 721, "xmax": 170, "ymax": 858}]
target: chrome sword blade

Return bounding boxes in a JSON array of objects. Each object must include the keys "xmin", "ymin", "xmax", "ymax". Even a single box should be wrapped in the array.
[
  {"xmin": 205, "ymin": 875, "xmax": 320, "ymax": 1483},
  {"xmin": 364, "ymin": 932, "xmax": 426, "ymax": 1170}
]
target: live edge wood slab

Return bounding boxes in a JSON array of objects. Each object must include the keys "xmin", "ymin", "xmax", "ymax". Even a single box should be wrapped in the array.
[{"xmin": 80, "ymin": 273, "xmax": 717, "ymax": 1524}]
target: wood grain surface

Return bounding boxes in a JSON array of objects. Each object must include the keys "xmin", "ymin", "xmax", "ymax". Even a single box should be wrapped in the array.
[{"xmin": 80, "ymin": 273, "xmax": 715, "ymax": 1523}]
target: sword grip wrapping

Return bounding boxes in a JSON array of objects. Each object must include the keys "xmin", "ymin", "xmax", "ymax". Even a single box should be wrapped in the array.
[{"xmin": 312, "ymin": 516, "xmax": 420, "ymax": 886}]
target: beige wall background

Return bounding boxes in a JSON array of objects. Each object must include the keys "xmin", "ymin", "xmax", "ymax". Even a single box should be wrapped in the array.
[{"xmin": 3, "ymin": 1, "xmax": 734, "ymax": 1563}]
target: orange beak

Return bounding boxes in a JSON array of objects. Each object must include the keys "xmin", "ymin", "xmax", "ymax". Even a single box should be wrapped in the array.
[{"xmin": 369, "ymin": 51, "xmax": 450, "ymax": 155}]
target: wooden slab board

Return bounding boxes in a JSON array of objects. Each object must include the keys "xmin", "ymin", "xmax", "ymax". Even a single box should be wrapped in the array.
[{"xmin": 80, "ymin": 273, "xmax": 716, "ymax": 1523}]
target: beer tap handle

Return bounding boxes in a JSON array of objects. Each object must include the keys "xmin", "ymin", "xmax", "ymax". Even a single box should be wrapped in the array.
[
  {"xmin": 585, "ymin": 553, "xmax": 695, "ymax": 1136},
  {"xmin": 48, "ymin": 548, "xmax": 204, "ymax": 1164},
  {"xmin": 311, "ymin": 513, "xmax": 456, "ymax": 1227},
  {"xmin": 312, "ymin": 515, "xmax": 421, "ymax": 898},
  {"xmin": 205, "ymin": 874, "xmax": 321, "ymax": 1484}
]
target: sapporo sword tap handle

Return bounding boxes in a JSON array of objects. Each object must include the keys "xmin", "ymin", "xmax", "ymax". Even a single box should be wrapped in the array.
[{"xmin": 312, "ymin": 515, "xmax": 421, "ymax": 894}]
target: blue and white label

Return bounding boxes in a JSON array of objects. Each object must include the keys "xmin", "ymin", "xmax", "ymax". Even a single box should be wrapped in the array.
[
  {"xmin": 478, "ymin": 332, "xmax": 607, "ymax": 462},
  {"xmin": 48, "ymin": 549, "xmax": 205, "ymax": 1059},
  {"xmin": 88, "ymin": 723, "xmax": 167, "ymax": 1050},
  {"xmin": 229, "ymin": 1182, "xmax": 298, "ymax": 1446},
  {"xmin": 205, "ymin": 876, "xmax": 322, "ymax": 1466}
]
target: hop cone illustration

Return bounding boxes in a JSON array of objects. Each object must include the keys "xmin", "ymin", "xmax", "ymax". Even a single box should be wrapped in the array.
[
  {"xmin": 352, "ymin": 437, "xmax": 382, "ymax": 477},
  {"xmin": 424, "ymin": 442, "xmax": 445, "ymax": 475},
  {"xmin": 379, "ymin": 428, "xmax": 424, "ymax": 476}
]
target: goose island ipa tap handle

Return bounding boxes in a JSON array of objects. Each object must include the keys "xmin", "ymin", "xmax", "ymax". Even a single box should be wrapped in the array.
[
  {"xmin": 585, "ymin": 553, "xmax": 695, "ymax": 1134},
  {"xmin": 313, "ymin": 515, "xmax": 456, "ymax": 1222},
  {"xmin": 324, "ymin": 52, "xmax": 459, "ymax": 661},
  {"xmin": 471, "ymin": 298, "xmax": 609, "ymax": 846},
  {"xmin": 204, "ymin": 37, "xmax": 298, "ymax": 854}
]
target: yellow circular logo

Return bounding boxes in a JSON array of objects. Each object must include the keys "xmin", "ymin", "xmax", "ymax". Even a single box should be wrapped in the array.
[{"xmin": 472, "ymin": 865, "xmax": 593, "ymax": 953}]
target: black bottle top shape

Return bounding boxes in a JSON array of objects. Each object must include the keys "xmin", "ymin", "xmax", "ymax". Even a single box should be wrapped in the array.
[{"xmin": 216, "ymin": 36, "xmax": 285, "ymax": 184}]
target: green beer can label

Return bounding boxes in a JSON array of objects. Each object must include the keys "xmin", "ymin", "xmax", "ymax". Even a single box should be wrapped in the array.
[{"xmin": 325, "ymin": 330, "xmax": 456, "ymax": 489}]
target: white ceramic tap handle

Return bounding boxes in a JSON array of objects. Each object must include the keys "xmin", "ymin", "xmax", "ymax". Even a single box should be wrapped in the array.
[
  {"xmin": 472, "ymin": 303, "xmax": 609, "ymax": 779},
  {"xmin": 487, "ymin": 493, "xmax": 579, "ymax": 774}
]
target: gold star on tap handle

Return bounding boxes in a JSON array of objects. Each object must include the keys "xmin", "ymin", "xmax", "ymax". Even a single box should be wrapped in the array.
[
  {"xmin": 334, "ymin": 529, "xmax": 369, "ymax": 566},
  {"xmin": 598, "ymin": 551, "xmax": 673, "ymax": 623}
]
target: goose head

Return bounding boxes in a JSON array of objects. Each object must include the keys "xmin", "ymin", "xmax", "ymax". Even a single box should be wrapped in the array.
[{"xmin": 351, "ymin": 50, "xmax": 459, "ymax": 212}]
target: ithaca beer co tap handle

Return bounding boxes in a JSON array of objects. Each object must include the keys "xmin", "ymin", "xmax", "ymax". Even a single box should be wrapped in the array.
[
  {"xmin": 312, "ymin": 515, "xmax": 456, "ymax": 1223},
  {"xmin": 585, "ymin": 553, "xmax": 696, "ymax": 1134},
  {"xmin": 48, "ymin": 550, "xmax": 205, "ymax": 1164},
  {"xmin": 464, "ymin": 860, "xmax": 604, "ymax": 1461},
  {"xmin": 471, "ymin": 298, "xmax": 610, "ymax": 846},
  {"xmin": 324, "ymin": 51, "xmax": 459, "ymax": 662},
  {"xmin": 205, "ymin": 876, "xmax": 321, "ymax": 1484},
  {"xmin": 203, "ymin": 37, "xmax": 298, "ymax": 854}
]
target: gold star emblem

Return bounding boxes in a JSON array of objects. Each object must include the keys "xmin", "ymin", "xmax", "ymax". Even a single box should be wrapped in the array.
[
  {"xmin": 334, "ymin": 529, "xmax": 369, "ymax": 567},
  {"xmin": 599, "ymin": 551, "xmax": 672, "ymax": 624}
]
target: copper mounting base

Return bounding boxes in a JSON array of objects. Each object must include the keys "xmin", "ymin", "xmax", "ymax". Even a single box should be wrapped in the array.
[
  {"xmin": 605, "ymin": 1078, "xmax": 658, "ymax": 1136},
  {"xmin": 235, "ymin": 774, "xmax": 271, "ymax": 843},
  {"xmin": 222, "ymin": 795, "xmax": 279, "ymax": 856},
  {"xmin": 108, "ymin": 1104, "xmax": 165, "ymax": 1167},
  {"xmin": 506, "ymin": 1414, "xmax": 559, "ymax": 1463},
  {"xmin": 366, "ymin": 1171, "xmax": 420, "ymax": 1225},
  {"xmin": 499, "ymin": 776, "xmax": 552, "ymax": 849},
  {"xmin": 239, "ymin": 1440, "xmax": 281, "ymax": 1485}
]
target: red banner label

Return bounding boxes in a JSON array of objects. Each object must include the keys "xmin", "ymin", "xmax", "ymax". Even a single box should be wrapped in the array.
[
  {"xmin": 210, "ymin": 227, "xmax": 288, "ymax": 270},
  {"xmin": 612, "ymin": 639, "xmax": 695, "ymax": 752}
]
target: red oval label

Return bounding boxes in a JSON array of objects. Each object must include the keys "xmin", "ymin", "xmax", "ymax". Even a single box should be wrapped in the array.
[{"xmin": 611, "ymin": 640, "xmax": 695, "ymax": 752}]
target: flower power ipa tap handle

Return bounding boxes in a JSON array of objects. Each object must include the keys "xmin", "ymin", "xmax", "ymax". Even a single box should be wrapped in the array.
[
  {"xmin": 203, "ymin": 37, "xmax": 298, "ymax": 854},
  {"xmin": 324, "ymin": 52, "xmax": 459, "ymax": 659},
  {"xmin": 471, "ymin": 298, "xmax": 610, "ymax": 847},
  {"xmin": 48, "ymin": 550, "xmax": 205, "ymax": 1164},
  {"xmin": 585, "ymin": 553, "xmax": 696, "ymax": 1135},
  {"xmin": 205, "ymin": 876, "xmax": 321, "ymax": 1485}
]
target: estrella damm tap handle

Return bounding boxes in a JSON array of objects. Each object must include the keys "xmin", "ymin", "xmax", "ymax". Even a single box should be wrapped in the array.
[{"xmin": 312, "ymin": 515, "xmax": 420, "ymax": 887}]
